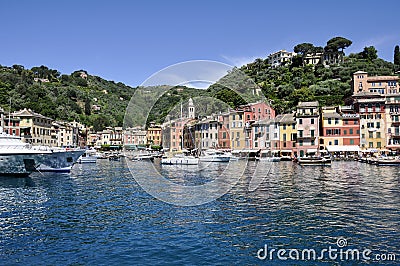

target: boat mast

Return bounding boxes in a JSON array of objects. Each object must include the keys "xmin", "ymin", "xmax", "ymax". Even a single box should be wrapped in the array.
[
  {"xmin": 180, "ymin": 101, "xmax": 183, "ymax": 150},
  {"xmin": 8, "ymin": 98, "xmax": 11, "ymax": 135}
]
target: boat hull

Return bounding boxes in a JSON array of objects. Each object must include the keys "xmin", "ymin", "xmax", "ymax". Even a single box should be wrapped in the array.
[
  {"xmin": 297, "ymin": 157, "xmax": 331, "ymax": 166},
  {"xmin": 199, "ymin": 156, "xmax": 230, "ymax": 162},
  {"xmin": 161, "ymin": 157, "xmax": 199, "ymax": 165},
  {"xmin": 0, "ymin": 150, "xmax": 85, "ymax": 175}
]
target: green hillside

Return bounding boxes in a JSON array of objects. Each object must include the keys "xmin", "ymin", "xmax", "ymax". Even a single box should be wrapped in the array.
[{"xmin": 1, "ymin": 39, "xmax": 399, "ymax": 131}]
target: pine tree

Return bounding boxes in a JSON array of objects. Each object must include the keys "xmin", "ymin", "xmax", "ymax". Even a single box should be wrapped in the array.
[{"xmin": 394, "ymin": 45, "xmax": 400, "ymax": 65}]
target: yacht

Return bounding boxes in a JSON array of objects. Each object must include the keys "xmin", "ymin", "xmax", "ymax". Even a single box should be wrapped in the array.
[
  {"xmin": 0, "ymin": 130, "xmax": 85, "ymax": 175},
  {"xmin": 161, "ymin": 153, "xmax": 199, "ymax": 165},
  {"xmin": 199, "ymin": 149, "xmax": 230, "ymax": 162}
]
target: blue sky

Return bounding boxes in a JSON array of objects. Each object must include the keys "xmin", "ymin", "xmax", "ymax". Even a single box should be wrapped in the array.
[{"xmin": 0, "ymin": 0, "xmax": 399, "ymax": 87}]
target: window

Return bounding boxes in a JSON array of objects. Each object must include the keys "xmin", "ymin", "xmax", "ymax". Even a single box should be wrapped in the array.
[
  {"xmin": 283, "ymin": 134, "xmax": 287, "ymax": 141},
  {"xmin": 369, "ymin": 132, "xmax": 373, "ymax": 138},
  {"xmin": 311, "ymin": 130, "xmax": 314, "ymax": 137},
  {"xmin": 283, "ymin": 124, "xmax": 286, "ymax": 130},
  {"xmin": 343, "ymin": 130, "xmax": 347, "ymax": 135},
  {"xmin": 335, "ymin": 118, "xmax": 339, "ymax": 125},
  {"xmin": 328, "ymin": 118, "xmax": 332, "ymax": 124},
  {"xmin": 349, "ymin": 129, "xmax": 353, "ymax": 134},
  {"xmin": 299, "ymin": 140, "xmax": 303, "ymax": 146},
  {"xmin": 376, "ymin": 122, "xmax": 380, "ymax": 128},
  {"xmin": 377, "ymin": 142, "xmax": 381, "ymax": 148},
  {"xmin": 222, "ymin": 132, "xmax": 226, "ymax": 139},
  {"xmin": 369, "ymin": 142, "xmax": 373, "ymax": 148},
  {"xmin": 334, "ymin": 139, "xmax": 338, "ymax": 145},
  {"xmin": 350, "ymin": 139, "xmax": 354, "ymax": 145},
  {"xmin": 376, "ymin": 132, "xmax": 381, "ymax": 139},
  {"xmin": 299, "ymin": 119, "xmax": 303, "ymax": 125},
  {"xmin": 311, "ymin": 118, "xmax": 314, "ymax": 124},
  {"xmin": 292, "ymin": 124, "xmax": 295, "ymax": 129}
]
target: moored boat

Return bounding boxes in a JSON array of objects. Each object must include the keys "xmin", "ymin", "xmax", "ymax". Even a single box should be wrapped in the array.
[
  {"xmin": 256, "ymin": 150, "xmax": 281, "ymax": 162},
  {"xmin": 0, "ymin": 130, "xmax": 85, "ymax": 175},
  {"xmin": 161, "ymin": 154, "xmax": 199, "ymax": 165},
  {"xmin": 199, "ymin": 149, "xmax": 230, "ymax": 162},
  {"xmin": 297, "ymin": 156, "xmax": 331, "ymax": 166},
  {"xmin": 374, "ymin": 156, "xmax": 400, "ymax": 166},
  {"xmin": 78, "ymin": 149, "xmax": 98, "ymax": 163}
]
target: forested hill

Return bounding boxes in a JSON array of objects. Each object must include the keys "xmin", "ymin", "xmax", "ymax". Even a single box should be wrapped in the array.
[
  {"xmin": 0, "ymin": 65, "xmax": 135, "ymax": 131},
  {"xmin": 239, "ymin": 54, "xmax": 397, "ymax": 114},
  {"xmin": 209, "ymin": 39, "xmax": 400, "ymax": 114},
  {"xmin": 1, "ymin": 40, "xmax": 399, "ymax": 131}
]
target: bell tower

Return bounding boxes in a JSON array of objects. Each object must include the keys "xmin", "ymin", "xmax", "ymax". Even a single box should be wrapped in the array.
[{"xmin": 188, "ymin": 98, "xmax": 195, "ymax": 119}]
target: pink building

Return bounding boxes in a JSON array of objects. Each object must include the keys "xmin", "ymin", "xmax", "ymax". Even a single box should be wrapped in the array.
[{"xmin": 295, "ymin": 101, "xmax": 320, "ymax": 157}]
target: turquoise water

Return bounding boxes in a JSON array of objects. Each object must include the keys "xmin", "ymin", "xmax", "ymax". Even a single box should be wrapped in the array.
[{"xmin": 0, "ymin": 160, "xmax": 399, "ymax": 265}]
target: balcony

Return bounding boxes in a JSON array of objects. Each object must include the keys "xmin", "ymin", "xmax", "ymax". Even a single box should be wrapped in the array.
[{"xmin": 296, "ymin": 135, "xmax": 316, "ymax": 140}]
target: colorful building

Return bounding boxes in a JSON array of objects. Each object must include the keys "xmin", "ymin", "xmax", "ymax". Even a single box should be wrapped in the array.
[
  {"xmin": 277, "ymin": 113, "xmax": 296, "ymax": 156},
  {"xmin": 385, "ymin": 95, "xmax": 400, "ymax": 152},
  {"xmin": 147, "ymin": 124, "xmax": 162, "ymax": 146},
  {"xmin": 353, "ymin": 92, "xmax": 386, "ymax": 150},
  {"xmin": 295, "ymin": 101, "xmax": 320, "ymax": 157}
]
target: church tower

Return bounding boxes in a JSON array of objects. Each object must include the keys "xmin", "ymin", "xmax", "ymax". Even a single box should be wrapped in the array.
[{"xmin": 188, "ymin": 98, "xmax": 195, "ymax": 119}]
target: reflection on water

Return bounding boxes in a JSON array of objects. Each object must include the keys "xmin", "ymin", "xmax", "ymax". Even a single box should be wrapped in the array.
[{"xmin": 0, "ymin": 160, "xmax": 399, "ymax": 265}]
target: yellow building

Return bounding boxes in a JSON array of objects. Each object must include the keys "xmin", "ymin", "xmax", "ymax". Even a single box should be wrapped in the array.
[
  {"xmin": 278, "ymin": 113, "xmax": 296, "ymax": 155},
  {"xmin": 229, "ymin": 110, "xmax": 245, "ymax": 150},
  {"xmin": 320, "ymin": 106, "xmax": 343, "ymax": 146},
  {"xmin": 147, "ymin": 124, "xmax": 162, "ymax": 146},
  {"xmin": 13, "ymin": 108, "xmax": 55, "ymax": 146}
]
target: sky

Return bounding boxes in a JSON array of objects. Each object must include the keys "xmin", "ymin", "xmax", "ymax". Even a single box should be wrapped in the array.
[{"xmin": 0, "ymin": 0, "xmax": 399, "ymax": 87}]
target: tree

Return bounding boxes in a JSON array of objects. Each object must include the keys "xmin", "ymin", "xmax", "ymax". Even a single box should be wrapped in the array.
[
  {"xmin": 361, "ymin": 46, "xmax": 378, "ymax": 61},
  {"xmin": 294, "ymin": 43, "xmax": 314, "ymax": 56},
  {"xmin": 326, "ymin": 37, "xmax": 352, "ymax": 53},
  {"xmin": 394, "ymin": 45, "xmax": 400, "ymax": 65}
]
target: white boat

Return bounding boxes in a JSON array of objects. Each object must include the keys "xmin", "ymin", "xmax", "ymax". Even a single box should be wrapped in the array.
[
  {"xmin": 161, "ymin": 154, "xmax": 199, "ymax": 165},
  {"xmin": 297, "ymin": 156, "xmax": 331, "ymax": 166},
  {"xmin": 132, "ymin": 154, "xmax": 154, "ymax": 161},
  {"xmin": 256, "ymin": 150, "xmax": 281, "ymax": 162},
  {"xmin": 199, "ymin": 150, "xmax": 230, "ymax": 162},
  {"xmin": 78, "ymin": 149, "xmax": 98, "ymax": 163},
  {"xmin": 0, "ymin": 130, "xmax": 85, "ymax": 175},
  {"xmin": 374, "ymin": 156, "xmax": 400, "ymax": 166}
]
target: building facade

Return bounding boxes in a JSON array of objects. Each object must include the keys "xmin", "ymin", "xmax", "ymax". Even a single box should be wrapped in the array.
[{"xmin": 295, "ymin": 101, "xmax": 320, "ymax": 157}]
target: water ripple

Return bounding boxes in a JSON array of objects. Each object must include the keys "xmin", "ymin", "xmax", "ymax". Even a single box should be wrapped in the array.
[{"xmin": 0, "ymin": 160, "xmax": 399, "ymax": 265}]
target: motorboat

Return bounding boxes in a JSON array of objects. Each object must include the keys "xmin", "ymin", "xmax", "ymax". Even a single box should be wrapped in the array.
[
  {"xmin": 161, "ymin": 154, "xmax": 199, "ymax": 165},
  {"xmin": 78, "ymin": 149, "xmax": 98, "ymax": 163},
  {"xmin": 0, "ymin": 130, "xmax": 84, "ymax": 175},
  {"xmin": 374, "ymin": 156, "xmax": 400, "ymax": 166},
  {"xmin": 297, "ymin": 156, "xmax": 331, "ymax": 166},
  {"xmin": 256, "ymin": 150, "xmax": 281, "ymax": 162},
  {"xmin": 199, "ymin": 149, "xmax": 230, "ymax": 162}
]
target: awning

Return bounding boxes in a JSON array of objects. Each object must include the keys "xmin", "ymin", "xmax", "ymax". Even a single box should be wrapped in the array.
[
  {"xmin": 307, "ymin": 149, "xmax": 318, "ymax": 153},
  {"xmin": 326, "ymin": 145, "xmax": 360, "ymax": 152},
  {"xmin": 280, "ymin": 150, "xmax": 292, "ymax": 153}
]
